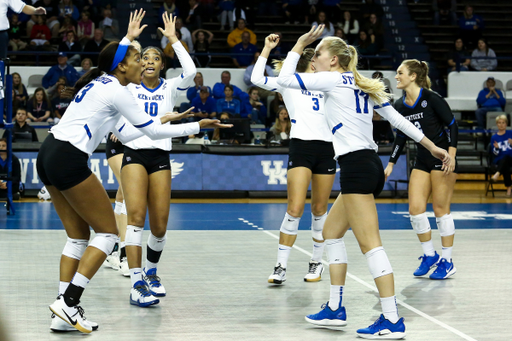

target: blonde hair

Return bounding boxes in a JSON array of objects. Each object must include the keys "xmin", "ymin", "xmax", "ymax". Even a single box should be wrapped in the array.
[
  {"xmin": 496, "ymin": 114, "xmax": 508, "ymax": 124},
  {"xmin": 320, "ymin": 37, "xmax": 390, "ymax": 105},
  {"xmin": 401, "ymin": 59, "xmax": 431, "ymax": 90},
  {"xmin": 272, "ymin": 48, "xmax": 315, "ymax": 74}
]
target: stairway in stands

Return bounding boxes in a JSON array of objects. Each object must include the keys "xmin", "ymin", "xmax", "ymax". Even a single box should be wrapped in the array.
[{"xmin": 117, "ymin": 0, "xmax": 160, "ymax": 48}]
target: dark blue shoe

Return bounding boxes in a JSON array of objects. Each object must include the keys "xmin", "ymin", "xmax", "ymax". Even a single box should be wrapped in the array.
[
  {"xmin": 429, "ymin": 258, "xmax": 456, "ymax": 280},
  {"xmin": 413, "ymin": 252, "xmax": 440, "ymax": 276},
  {"xmin": 357, "ymin": 314, "xmax": 406, "ymax": 339},
  {"xmin": 305, "ymin": 302, "xmax": 347, "ymax": 327}
]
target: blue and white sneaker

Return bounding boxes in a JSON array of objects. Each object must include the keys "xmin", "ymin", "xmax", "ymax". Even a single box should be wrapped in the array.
[
  {"xmin": 130, "ymin": 280, "xmax": 160, "ymax": 307},
  {"xmin": 429, "ymin": 258, "xmax": 456, "ymax": 280},
  {"xmin": 143, "ymin": 268, "xmax": 166, "ymax": 297},
  {"xmin": 305, "ymin": 303, "xmax": 347, "ymax": 327},
  {"xmin": 357, "ymin": 314, "xmax": 406, "ymax": 340},
  {"xmin": 413, "ymin": 252, "xmax": 440, "ymax": 276}
]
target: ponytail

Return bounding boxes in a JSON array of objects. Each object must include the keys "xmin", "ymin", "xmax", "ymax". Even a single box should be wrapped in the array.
[
  {"xmin": 272, "ymin": 48, "xmax": 315, "ymax": 74},
  {"xmin": 402, "ymin": 59, "xmax": 431, "ymax": 90}
]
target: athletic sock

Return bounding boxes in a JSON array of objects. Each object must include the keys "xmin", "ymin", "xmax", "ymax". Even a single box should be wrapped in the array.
[
  {"xmin": 380, "ymin": 296, "xmax": 399, "ymax": 324},
  {"xmin": 59, "ymin": 281, "xmax": 69, "ymax": 296},
  {"xmin": 441, "ymin": 246, "xmax": 453, "ymax": 261},
  {"xmin": 63, "ymin": 273, "xmax": 89, "ymax": 307},
  {"xmin": 311, "ymin": 241, "xmax": 325, "ymax": 262},
  {"xmin": 276, "ymin": 244, "xmax": 291, "ymax": 268},
  {"xmin": 120, "ymin": 245, "xmax": 126, "ymax": 259},
  {"xmin": 130, "ymin": 268, "xmax": 143, "ymax": 287},
  {"xmin": 328, "ymin": 285, "xmax": 343, "ymax": 310},
  {"xmin": 420, "ymin": 240, "xmax": 436, "ymax": 257}
]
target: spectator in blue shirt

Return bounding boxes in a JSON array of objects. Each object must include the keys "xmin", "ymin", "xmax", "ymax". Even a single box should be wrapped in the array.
[
  {"xmin": 458, "ymin": 5, "xmax": 484, "ymax": 49},
  {"xmin": 490, "ymin": 115, "xmax": 512, "ymax": 196},
  {"xmin": 216, "ymin": 85, "xmax": 240, "ymax": 115},
  {"xmin": 212, "ymin": 71, "xmax": 243, "ymax": 99},
  {"xmin": 475, "ymin": 77, "xmax": 506, "ymax": 129},
  {"xmin": 232, "ymin": 32, "xmax": 258, "ymax": 68},
  {"xmin": 241, "ymin": 87, "xmax": 267, "ymax": 124},
  {"xmin": 191, "ymin": 86, "xmax": 217, "ymax": 121},
  {"xmin": 42, "ymin": 52, "xmax": 80, "ymax": 89},
  {"xmin": 187, "ymin": 72, "xmax": 211, "ymax": 102}
]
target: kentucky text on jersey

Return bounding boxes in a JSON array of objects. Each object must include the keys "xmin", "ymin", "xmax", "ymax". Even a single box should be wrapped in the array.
[
  {"xmin": 137, "ymin": 94, "xmax": 165, "ymax": 101},
  {"xmin": 301, "ymin": 90, "xmax": 324, "ymax": 98},
  {"xmin": 404, "ymin": 112, "xmax": 424, "ymax": 121}
]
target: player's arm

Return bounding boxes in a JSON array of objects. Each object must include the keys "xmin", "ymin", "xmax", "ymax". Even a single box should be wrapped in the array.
[
  {"xmin": 251, "ymin": 34, "xmax": 280, "ymax": 91},
  {"xmin": 431, "ymin": 93, "xmax": 458, "ymax": 172}
]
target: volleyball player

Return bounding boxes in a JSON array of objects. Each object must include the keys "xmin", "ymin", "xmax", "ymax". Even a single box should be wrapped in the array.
[
  {"xmin": 251, "ymin": 34, "xmax": 335, "ymax": 284},
  {"xmin": 277, "ymin": 26, "xmax": 450, "ymax": 339},
  {"xmin": 38, "ymin": 10, "xmax": 229, "ymax": 333},
  {"xmin": 122, "ymin": 12, "xmax": 196, "ymax": 307},
  {"xmin": 384, "ymin": 60, "xmax": 458, "ymax": 280}
]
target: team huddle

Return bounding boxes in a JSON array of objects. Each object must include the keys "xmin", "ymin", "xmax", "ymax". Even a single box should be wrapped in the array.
[{"xmin": 39, "ymin": 10, "xmax": 458, "ymax": 341}]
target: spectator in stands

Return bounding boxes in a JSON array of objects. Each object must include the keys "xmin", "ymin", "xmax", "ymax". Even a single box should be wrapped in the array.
[
  {"xmin": 219, "ymin": 0, "xmax": 235, "ymax": 31},
  {"xmin": 3, "ymin": 108, "xmax": 39, "ymax": 142},
  {"xmin": 282, "ymin": 0, "xmax": 304, "ymax": 24},
  {"xmin": 8, "ymin": 14, "xmax": 28, "ymax": 52},
  {"xmin": 257, "ymin": 0, "xmax": 278, "ymax": 18},
  {"xmin": 227, "ymin": 18, "xmax": 256, "ymax": 48},
  {"xmin": 232, "ymin": 0, "xmax": 254, "ymax": 27},
  {"xmin": 164, "ymin": 30, "xmax": 190, "ymax": 68},
  {"xmin": 312, "ymin": 11, "xmax": 334, "ymax": 42},
  {"xmin": 339, "ymin": 10, "xmax": 359, "ymax": 44},
  {"xmin": 213, "ymin": 71, "xmax": 243, "ymax": 99},
  {"xmin": 268, "ymin": 92, "xmax": 284, "ymax": 126},
  {"xmin": 475, "ymin": 77, "xmax": 505, "ymax": 129},
  {"xmin": 83, "ymin": 28, "xmax": 109, "ymax": 65},
  {"xmin": 57, "ymin": 16, "xmax": 76, "ymax": 41},
  {"xmin": 34, "ymin": 0, "xmax": 61, "ymax": 38},
  {"xmin": 27, "ymin": 87, "xmax": 52, "ymax": 122},
  {"xmin": 199, "ymin": 0, "xmax": 216, "ymax": 24},
  {"xmin": 232, "ymin": 31, "xmax": 258, "ymax": 68},
  {"xmin": 78, "ymin": 57, "xmax": 92, "ymax": 77},
  {"xmin": 77, "ymin": 11, "xmax": 95, "ymax": 46},
  {"xmin": 12, "ymin": 73, "xmax": 28, "ymax": 107},
  {"xmin": 269, "ymin": 106, "xmax": 291, "ymax": 143},
  {"xmin": 29, "ymin": 15, "xmax": 51, "ymax": 48},
  {"xmin": 52, "ymin": 83, "xmax": 72, "ymax": 121},
  {"xmin": 58, "ymin": 30, "xmax": 82, "ymax": 66},
  {"xmin": 99, "ymin": 8, "xmax": 119, "ymax": 41},
  {"xmin": 187, "ymin": 72, "xmax": 211, "ymax": 101},
  {"xmin": 244, "ymin": 51, "xmax": 274, "ymax": 87},
  {"xmin": 361, "ymin": 0, "xmax": 384, "ymax": 20},
  {"xmin": 212, "ymin": 112, "xmax": 232, "ymax": 140},
  {"xmin": 186, "ymin": 0, "xmax": 203, "ymax": 30},
  {"xmin": 159, "ymin": 0, "xmax": 180, "ymax": 34},
  {"xmin": 46, "ymin": 76, "xmax": 67, "ymax": 98},
  {"xmin": 470, "ymin": 38, "xmax": 497, "ymax": 72},
  {"xmin": 216, "ymin": 85, "xmax": 241, "ymax": 115},
  {"xmin": 334, "ymin": 27, "xmax": 348, "ymax": 43},
  {"xmin": 458, "ymin": 5, "xmax": 484, "ymax": 49},
  {"xmin": 241, "ymin": 87, "xmax": 267, "ymax": 124},
  {"xmin": 0, "ymin": 138, "xmax": 22, "ymax": 199},
  {"xmin": 42, "ymin": 52, "xmax": 79, "ymax": 88},
  {"xmin": 433, "ymin": 0, "xmax": 457, "ymax": 25},
  {"xmin": 355, "ymin": 30, "xmax": 377, "ymax": 69},
  {"xmin": 192, "ymin": 29, "xmax": 213, "ymax": 67},
  {"xmin": 191, "ymin": 86, "xmax": 217, "ymax": 120},
  {"xmin": 363, "ymin": 13, "xmax": 384, "ymax": 48},
  {"xmin": 161, "ymin": 17, "xmax": 194, "ymax": 53},
  {"xmin": 58, "ymin": 0, "xmax": 79, "ymax": 22},
  {"xmin": 80, "ymin": 0, "xmax": 99, "ymax": 23},
  {"xmin": 490, "ymin": 114, "xmax": 512, "ymax": 197},
  {"xmin": 447, "ymin": 38, "xmax": 470, "ymax": 73},
  {"xmin": 319, "ymin": 0, "xmax": 342, "ymax": 23}
]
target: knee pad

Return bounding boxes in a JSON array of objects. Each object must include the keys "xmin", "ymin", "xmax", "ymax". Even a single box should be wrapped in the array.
[
  {"xmin": 114, "ymin": 201, "xmax": 123, "ymax": 215},
  {"xmin": 365, "ymin": 246, "xmax": 393, "ymax": 279},
  {"xmin": 125, "ymin": 225, "xmax": 144, "ymax": 247},
  {"xmin": 436, "ymin": 214, "xmax": 455, "ymax": 237},
  {"xmin": 279, "ymin": 213, "xmax": 300, "ymax": 236},
  {"xmin": 62, "ymin": 238, "xmax": 89, "ymax": 260},
  {"xmin": 89, "ymin": 233, "xmax": 117, "ymax": 256},
  {"xmin": 121, "ymin": 201, "xmax": 127, "ymax": 215},
  {"xmin": 311, "ymin": 212, "xmax": 327, "ymax": 241},
  {"xmin": 325, "ymin": 238, "xmax": 348, "ymax": 264},
  {"xmin": 410, "ymin": 213, "xmax": 431, "ymax": 235}
]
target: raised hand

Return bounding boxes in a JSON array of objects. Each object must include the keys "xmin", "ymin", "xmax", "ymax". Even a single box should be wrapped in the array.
[
  {"xmin": 297, "ymin": 24, "xmax": 324, "ymax": 47},
  {"xmin": 158, "ymin": 13, "xmax": 178, "ymax": 44},
  {"xmin": 265, "ymin": 34, "xmax": 280, "ymax": 50},
  {"xmin": 126, "ymin": 9, "xmax": 147, "ymax": 41}
]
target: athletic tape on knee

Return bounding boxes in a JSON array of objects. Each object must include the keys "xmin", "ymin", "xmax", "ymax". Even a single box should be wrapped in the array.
[
  {"xmin": 114, "ymin": 201, "xmax": 123, "ymax": 215},
  {"xmin": 62, "ymin": 238, "xmax": 89, "ymax": 260},
  {"xmin": 279, "ymin": 213, "xmax": 300, "ymax": 236},
  {"xmin": 311, "ymin": 212, "xmax": 327, "ymax": 241},
  {"xmin": 436, "ymin": 214, "xmax": 455, "ymax": 237},
  {"xmin": 365, "ymin": 246, "xmax": 393, "ymax": 279},
  {"xmin": 325, "ymin": 238, "xmax": 348, "ymax": 264},
  {"xmin": 89, "ymin": 233, "xmax": 117, "ymax": 256},
  {"xmin": 121, "ymin": 201, "xmax": 127, "ymax": 215},
  {"xmin": 410, "ymin": 212, "xmax": 431, "ymax": 235},
  {"xmin": 125, "ymin": 225, "xmax": 144, "ymax": 247}
]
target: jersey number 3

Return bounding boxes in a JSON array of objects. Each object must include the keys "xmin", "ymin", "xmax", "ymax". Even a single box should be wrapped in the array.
[
  {"xmin": 312, "ymin": 98, "xmax": 320, "ymax": 111},
  {"xmin": 74, "ymin": 84, "xmax": 94, "ymax": 103}
]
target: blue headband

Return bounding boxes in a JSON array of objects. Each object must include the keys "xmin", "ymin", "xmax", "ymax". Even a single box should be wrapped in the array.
[{"xmin": 109, "ymin": 43, "xmax": 130, "ymax": 72}]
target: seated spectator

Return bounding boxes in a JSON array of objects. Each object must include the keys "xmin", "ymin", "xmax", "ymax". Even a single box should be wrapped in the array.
[
  {"xmin": 363, "ymin": 13, "xmax": 384, "ymax": 48},
  {"xmin": 227, "ymin": 19, "xmax": 256, "ymax": 48},
  {"xmin": 433, "ymin": 0, "xmax": 457, "ymax": 25},
  {"xmin": 58, "ymin": 31, "xmax": 82, "ymax": 66},
  {"xmin": 99, "ymin": 8, "xmax": 119, "ymax": 41},
  {"xmin": 304, "ymin": 0, "xmax": 318, "ymax": 25},
  {"xmin": 312, "ymin": 12, "xmax": 334, "ymax": 42},
  {"xmin": 268, "ymin": 92, "xmax": 284, "ymax": 126},
  {"xmin": 355, "ymin": 30, "xmax": 377, "ymax": 68},
  {"xmin": 0, "ymin": 138, "xmax": 22, "ymax": 199},
  {"xmin": 58, "ymin": 0, "xmax": 80, "ymax": 22},
  {"xmin": 361, "ymin": 0, "xmax": 384, "ymax": 20},
  {"xmin": 471, "ymin": 38, "xmax": 497, "ymax": 71},
  {"xmin": 212, "ymin": 112, "xmax": 232, "ymax": 140},
  {"xmin": 475, "ymin": 77, "xmax": 505, "ymax": 129},
  {"xmin": 241, "ymin": 87, "xmax": 267, "ymax": 124},
  {"xmin": 191, "ymin": 86, "xmax": 217, "ymax": 120},
  {"xmin": 232, "ymin": 32, "xmax": 258, "ymax": 68},
  {"xmin": 458, "ymin": 5, "xmax": 484, "ymax": 50},
  {"xmin": 80, "ymin": 0, "xmax": 99, "ymax": 23},
  {"xmin": 46, "ymin": 76, "xmax": 67, "ymax": 99},
  {"xmin": 192, "ymin": 29, "xmax": 213, "ymax": 67},
  {"xmin": 12, "ymin": 73, "xmax": 28, "ymax": 107},
  {"xmin": 78, "ymin": 58, "xmax": 93, "ymax": 77},
  {"xmin": 29, "ymin": 15, "xmax": 51, "ymax": 48},
  {"xmin": 219, "ymin": 0, "xmax": 235, "ymax": 31},
  {"xmin": 34, "ymin": 0, "xmax": 61, "ymax": 38},
  {"xmin": 216, "ymin": 85, "xmax": 241, "ymax": 115},
  {"xmin": 83, "ymin": 29, "xmax": 109, "ymax": 65},
  {"xmin": 52, "ymin": 83, "xmax": 72, "ymax": 121},
  {"xmin": 319, "ymin": 0, "xmax": 341, "ymax": 23},
  {"xmin": 187, "ymin": 72, "xmax": 211, "ymax": 102},
  {"xmin": 161, "ymin": 17, "xmax": 194, "ymax": 53},
  {"xmin": 3, "ymin": 108, "xmax": 39, "ymax": 142},
  {"xmin": 447, "ymin": 38, "xmax": 470, "ymax": 73},
  {"xmin": 8, "ymin": 14, "xmax": 28, "ymax": 52},
  {"xmin": 42, "ymin": 52, "xmax": 79, "ymax": 89},
  {"xmin": 232, "ymin": 0, "xmax": 255, "ymax": 27},
  {"xmin": 27, "ymin": 87, "xmax": 52, "ymax": 122},
  {"xmin": 57, "ymin": 16, "xmax": 77, "ymax": 41},
  {"xmin": 244, "ymin": 52, "xmax": 274, "ymax": 87},
  {"xmin": 339, "ymin": 11, "xmax": 359, "ymax": 44},
  {"xmin": 77, "ymin": 11, "xmax": 95, "ymax": 46},
  {"xmin": 269, "ymin": 107, "xmax": 291, "ymax": 143},
  {"xmin": 282, "ymin": 0, "xmax": 305, "ymax": 25},
  {"xmin": 334, "ymin": 27, "xmax": 348, "ymax": 43},
  {"xmin": 186, "ymin": 0, "xmax": 203, "ymax": 30},
  {"xmin": 490, "ymin": 115, "xmax": 512, "ymax": 197},
  {"xmin": 212, "ymin": 71, "xmax": 243, "ymax": 99},
  {"xmin": 164, "ymin": 30, "xmax": 190, "ymax": 68}
]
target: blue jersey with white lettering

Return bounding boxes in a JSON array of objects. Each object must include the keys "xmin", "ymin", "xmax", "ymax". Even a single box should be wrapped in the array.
[{"xmin": 491, "ymin": 130, "xmax": 512, "ymax": 164}]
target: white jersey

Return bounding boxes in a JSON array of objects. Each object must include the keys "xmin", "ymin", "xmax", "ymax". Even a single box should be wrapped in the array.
[
  {"xmin": 125, "ymin": 41, "xmax": 196, "ymax": 151},
  {"xmin": 277, "ymin": 52, "xmax": 424, "ymax": 158},
  {"xmin": 250, "ymin": 56, "xmax": 331, "ymax": 142},
  {"xmin": 51, "ymin": 74, "xmax": 200, "ymax": 155}
]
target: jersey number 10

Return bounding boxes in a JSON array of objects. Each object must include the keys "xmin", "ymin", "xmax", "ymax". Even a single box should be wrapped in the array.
[{"xmin": 144, "ymin": 102, "xmax": 159, "ymax": 117}]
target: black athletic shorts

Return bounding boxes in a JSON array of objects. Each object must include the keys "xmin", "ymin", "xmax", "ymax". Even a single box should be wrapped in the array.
[
  {"xmin": 288, "ymin": 138, "xmax": 336, "ymax": 174},
  {"xmin": 36, "ymin": 134, "xmax": 92, "ymax": 191},
  {"xmin": 121, "ymin": 146, "xmax": 171, "ymax": 175},
  {"xmin": 413, "ymin": 148, "xmax": 458, "ymax": 174},
  {"xmin": 338, "ymin": 149, "xmax": 385, "ymax": 196},
  {"xmin": 105, "ymin": 132, "xmax": 124, "ymax": 159}
]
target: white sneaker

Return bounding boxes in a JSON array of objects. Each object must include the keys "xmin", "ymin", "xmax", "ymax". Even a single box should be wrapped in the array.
[
  {"xmin": 304, "ymin": 261, "xmax": 324, "ymax": 282},
  {"xmin": 130, "ymin": 280, "xmax": 160, "ymax": 307},
  {"xmin": 49, "ymin": 296, "xmax": 92, "ymax": 333},
  {"xmin": 119, "ymin": 257, "xmax": 130, "ymax": 277},
  {"xmin": 268, "ymin": 263, "xmax": 286, "ymax": 284},
  {"xmin": 103, "ymin": 251, "xmax": 120, "ymax": 270},
  {"xmin": 143, "ymin": 268, "xmax": 166, "ymax": 297},
  {"xmin": 50, "ymin": 313, "xmax": 98, "ymax": 332}
]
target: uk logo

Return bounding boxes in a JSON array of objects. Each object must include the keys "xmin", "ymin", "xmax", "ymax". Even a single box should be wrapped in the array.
[
  {"xmin": 421, "ymin": 100, "xmax": 427, "ymax": 108},
  {"xmin": 261, "ymin": 160, "xmax": 287, "ymax": 185},
  {"xmin": 170, "ymin": 159, "xmax": 184, "ymax": 179}
]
